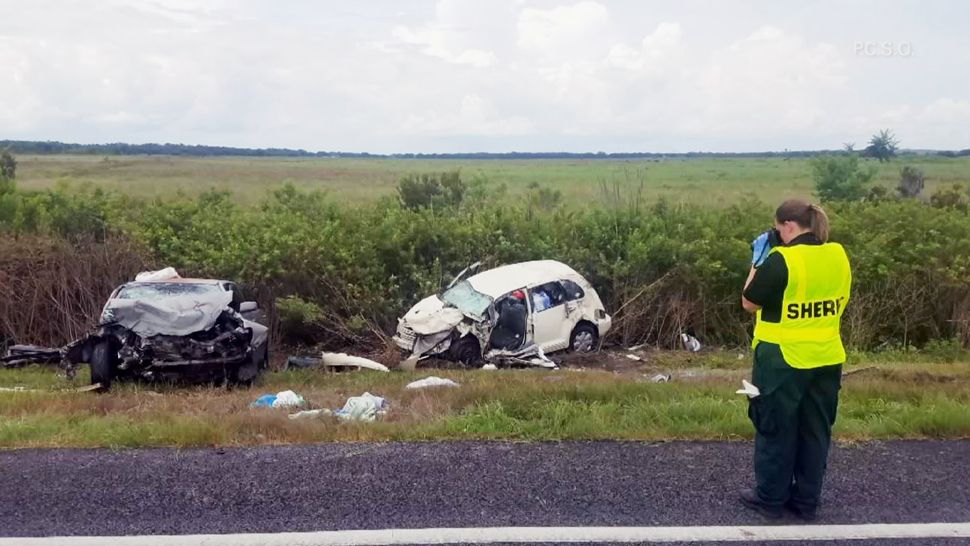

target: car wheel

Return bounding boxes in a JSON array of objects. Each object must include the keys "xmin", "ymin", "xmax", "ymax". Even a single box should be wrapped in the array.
[
  {"xmin": 569, "ymin": 323, "xmax": 598, "ymax": 353},
  {"xmin": 90, "ymin": 340, "xmax": 116, "ymax": 391},
  {"xmin": 230, "ymin": 346, "xmax": 265, "ymax": 387},
  {"xmin": 451, "ymin": 336, "xmax": 482, "ymax": 368}
]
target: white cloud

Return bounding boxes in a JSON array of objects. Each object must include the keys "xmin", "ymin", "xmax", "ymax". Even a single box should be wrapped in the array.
[
  {"xmin": 921, "ymin": 98, "xmax": 970, "ymax": 123},
  {"xmin": 391, "ymin": 25, "xmax": 497, "ymax": 67},
  {"xmin": 389, "ymin": 0, "xmax": 508, "ymax": 67},
  {"xmin": 606, "ymin": 22, "xmax": 683, "ymax": 72},
  {"xmin": 693, "ymin": 26, "xmax": 847, "ymax": 135},
  {"xmin": 401, "ymin": 93, "xmax": 534, "ymax": 136},
  {"xmin": 517, "ymin": 1, "xmax": 610, "ymax": 56},
  {"xmin": 0, "ymin": 1, "xmax": 967, "ymax": 152}
]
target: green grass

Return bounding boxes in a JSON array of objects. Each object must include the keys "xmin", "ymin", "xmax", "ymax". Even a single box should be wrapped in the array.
[
  {"xmin": 15, "ymin": 154, "xmax": 970, "ymax": 207},
  {"xmin": 1, "ymin": 357, "xmax": 968, "ymax": 448}
]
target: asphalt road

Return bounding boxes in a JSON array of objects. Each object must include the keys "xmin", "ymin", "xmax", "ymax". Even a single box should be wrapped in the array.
[{"xmin": 1, "ymin": 440, "xmax": 968, "ymax": 542}]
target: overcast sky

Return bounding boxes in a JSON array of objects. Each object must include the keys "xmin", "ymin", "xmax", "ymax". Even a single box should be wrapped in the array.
[{"xmin": 1, "ymin": 0, "xmax": 968, "ymax": 153}]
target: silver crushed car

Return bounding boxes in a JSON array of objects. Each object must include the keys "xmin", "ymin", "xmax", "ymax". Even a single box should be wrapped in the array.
[{"xmin": 66, "ymin": 275, "xmax": 269, "ymax": 389}]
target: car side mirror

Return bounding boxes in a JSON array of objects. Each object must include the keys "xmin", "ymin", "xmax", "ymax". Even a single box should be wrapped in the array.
[{"xmin": 239, "ymin": 301, "xmax": 259, "ymax": 313}]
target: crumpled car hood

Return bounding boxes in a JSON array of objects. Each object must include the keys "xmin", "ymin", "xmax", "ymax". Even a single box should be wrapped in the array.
[
  {"xmin": 401, "ymin": 295, "xmax": 466, "ymax": 335},
  {"xmin": 103, "ymin": 291, "xmax": 234, "ymax": 337}
]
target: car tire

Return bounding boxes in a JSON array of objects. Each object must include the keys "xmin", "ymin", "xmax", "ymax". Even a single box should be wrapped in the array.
[
  {"xmin": 451, "ymin": 336, "xmax": 482, "ymax": 368},
  {"xmin": 230, "ymin": 345, "xmax": 266, "ymax": 387},
  {"xmin": 569, "ymin": 323, "xmax": 598, "ymax": 353},
  {"xmin": 90, "ymin": 340, "xmax": 116, "ymax": 391}
]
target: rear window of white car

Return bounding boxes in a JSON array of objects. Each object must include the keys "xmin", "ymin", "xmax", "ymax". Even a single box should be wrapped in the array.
[{"xmin": 561, "ymin": 279, "xmax": 586, "ymax": 301}]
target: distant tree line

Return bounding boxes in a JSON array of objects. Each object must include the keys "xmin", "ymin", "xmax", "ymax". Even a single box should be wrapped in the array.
[{"xmin": 4, "ymin": 139, "xmax": 967, "ymax": 160}]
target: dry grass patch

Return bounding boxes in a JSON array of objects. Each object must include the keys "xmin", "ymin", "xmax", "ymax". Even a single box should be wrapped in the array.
[{"xmin": 0, "ymin": 361, "xmax": 968, "ymax": 448}]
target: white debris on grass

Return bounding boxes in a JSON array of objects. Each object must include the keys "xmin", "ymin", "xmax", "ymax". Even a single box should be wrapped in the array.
[
  {"xmin": 320, "ymin": 352, "xmax": 390, "ymax": 372},
  {"xmin": 272, "ymin": 390, "xmax": 305, "ymax": 408},
  {"xmin": 481, "ymin": 363, "xmax": 498, "ymax": 371},
  {"xmin": 288, "ymin": 409, "xmax": 333, "ymax": 420},
  {"xmin": 287, "ymin": 392, "xmax": 389, "ymax": 422},
  {"xmin": 680, "ymin": 332, "xmax": 701, "ymax": 353},
  {"xmin": 405, "ymin": 376, "xmax": 460, "ymax": 390},
  {"xmin": 650, "ymin": 374, "xmax": 671, "ymax": 383},
  {"xmin": 625, "ymin": 354, "xmax": 643, "ymax": 361},
  {"xmin": 335, "ymin": 392, "xmax": 388, "ymax": 422}
]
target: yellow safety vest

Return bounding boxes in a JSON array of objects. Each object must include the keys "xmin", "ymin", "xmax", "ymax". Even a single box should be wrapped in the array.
[{"xmin": 752, "ymin": 243, "xmax": 852, "ymax": 369}]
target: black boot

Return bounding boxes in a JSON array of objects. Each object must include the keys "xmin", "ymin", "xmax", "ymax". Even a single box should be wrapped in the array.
[
  {"xmin": 784, "ymin": 499, "xmax": 818, "ymax": 522},
  {"xmin": 739, "ymin": 488, "xmax": 783, "ymax": 519}
]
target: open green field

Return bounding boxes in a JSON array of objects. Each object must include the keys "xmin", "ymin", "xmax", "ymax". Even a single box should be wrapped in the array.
[
  {"xmin": 2, "ymin": 351, "xmax": 968, "ymax": 448},
  {"xmin": 14, "ymin": 154, "xmax": 970, "ymax": 206}
]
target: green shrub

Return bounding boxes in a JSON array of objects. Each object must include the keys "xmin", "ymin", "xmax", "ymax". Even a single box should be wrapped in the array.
[
  {"xmin": 811, "ymin": 154, "xmax": 877, "ymax": 202},
  {"xmin": 396, "ymin": 171, "xmax": 465, "ymax": 210},
  {"xmin": 2, "ymin": 180, "xmax": 969, "ymax": 351},
  {"xmin": 275, "ymin": 295, "xmax": 326, "ymax": 344}
]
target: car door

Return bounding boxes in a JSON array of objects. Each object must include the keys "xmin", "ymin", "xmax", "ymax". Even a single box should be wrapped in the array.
[{"xmin": 529, "ymin": 282, "xmax": 570, "ymax": 352}]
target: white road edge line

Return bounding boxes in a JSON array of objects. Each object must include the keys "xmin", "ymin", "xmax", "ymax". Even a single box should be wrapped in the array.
[{"xmin": 4, "ymin": 523, "xmax": 970, "ymax": 545}]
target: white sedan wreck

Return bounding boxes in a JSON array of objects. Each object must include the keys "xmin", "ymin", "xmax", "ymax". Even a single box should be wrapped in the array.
[{"xmin": 393, "ymin": 260, "xmax": 612, "ymax": 367}]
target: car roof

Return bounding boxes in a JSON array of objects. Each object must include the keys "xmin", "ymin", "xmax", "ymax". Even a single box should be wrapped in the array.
[{"xmin": 466, "ymin": 260, "xmax": 582, "ymax": 298}]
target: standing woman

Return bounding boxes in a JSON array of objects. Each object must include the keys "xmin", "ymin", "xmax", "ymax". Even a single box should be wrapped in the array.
[{"xmin": 739, "ymin": 199, "xmax": 852, "ymax": 521}]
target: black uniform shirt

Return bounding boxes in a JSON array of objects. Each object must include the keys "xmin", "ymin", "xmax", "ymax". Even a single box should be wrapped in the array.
[{"xmin": 743, "ymin": 232, "xmax": 822, "ymax": 323}]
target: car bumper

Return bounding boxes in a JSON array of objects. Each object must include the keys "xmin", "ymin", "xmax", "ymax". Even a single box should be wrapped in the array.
[{"xmin": 597, "ymin": 314, "xmax": 613, "ymax": 338}]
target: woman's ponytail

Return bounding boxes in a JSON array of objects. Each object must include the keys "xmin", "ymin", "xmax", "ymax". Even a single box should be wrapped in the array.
[
  {"xmin": 808, "ymin": 204, "xmax": 829, "ymax": 242},
  {"xmin": 776, "ymin": 199, "xmax": 830, "ymax": 242}
]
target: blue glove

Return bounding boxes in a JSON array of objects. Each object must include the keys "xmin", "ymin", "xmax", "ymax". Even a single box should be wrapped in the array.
[{"xmin": 751, "ymin": 231, "xmax": 773, "ymax": 267}]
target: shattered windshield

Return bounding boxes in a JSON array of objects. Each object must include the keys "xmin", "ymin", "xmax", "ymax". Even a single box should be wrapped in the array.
[
  {"xmin": 441, "ymin": 281, "xmax": 492, "ymax": 318},
  {"xmin": 116, "ymin": 283, "xmax": 222, "ymax": 301}
]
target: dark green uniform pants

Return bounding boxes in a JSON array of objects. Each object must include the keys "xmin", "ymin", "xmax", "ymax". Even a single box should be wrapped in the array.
[{"xmin": 748, "ymin": 342, "xmax": 842, "ymax": 510}]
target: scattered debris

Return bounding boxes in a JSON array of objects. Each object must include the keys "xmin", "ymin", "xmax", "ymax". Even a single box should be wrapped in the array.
[
  {"xmin": 287, "ymin": 393, "xmax": 389, "ymax": 422},
  {"xmin": 285, "ymin": 356, "xmax": 322, "ymax": 369},
  {"xmin": 736, "ymin": 379, "xmax": 761, "ymax": 399},
  {"xmin": 250, "ymin": 390, "xmax": 306, "ymax": 408},
  {"xmin": 73, "ymin": 384, "xmax": 103, "ymax": 393},
  {"xmin": 680, "ymin": 332, "xmax": 702, "ymax": 353},
  {"xmin": 737, "ymin": 353, "xmax": 746, "ymax": 360},
  {"xmin": 334, "ymin": 392, "xmax": 388, "ymax": 422},
  {"xmin": 650, "ymin": 374, "xmax": 671, "ymax": 383},
  {"xmin": 251, "ymin": 394, "xmax": 277, "ymax": 407},
  {"xmin": 625, "ymin": 354, "xmax": 643, "ymax": 362},
  {"xmin": 320, "ymin": 352, "xmax": 390, "ymax": 372},
  {"xmin": 286, "ymin": 353, "xmax": 391, "ymax": 373},
  {"xmin": 843, "ymin": 365, "xmax": 877, "ymax": 377},
  {"xmin": 274, "ymin": 390, "xmax": 305, "ymax": 407},
  {"xmin": 481, "ymin": 363, "xmax": 498, "ymax": 371},
  {"xmin": 134, "ymin": 267, "xmax": 180, "ymax": 282},
  {"xmin": 1, "ymin": 345, "xmax": 61, "ymax": 368},
  {"xmin": 0, "ymin": 386, "xmax": 33, "ymax": 392},
  {"xmin": 288, "ymin": 409, "xmax": 332, "ymax": 420},
  {"xmin": 405, "ymin": 376, "xmax": 460, "ymax": 390},
  {"xmin": 528, "ymin": 357, "xmax": 557, "ymax": 369},
  {"xmin": 398, "ymin": 355, "xmax": 420, "ymax": 372},
  {"xmin": 627, "ymin": 343, "xmax": 648, "ymax": 352}
]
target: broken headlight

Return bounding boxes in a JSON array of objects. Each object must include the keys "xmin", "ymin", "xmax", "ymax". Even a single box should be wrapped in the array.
[{"xmin": 100, "ymin": 308, "xmax": 116, "ymax": 324}]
